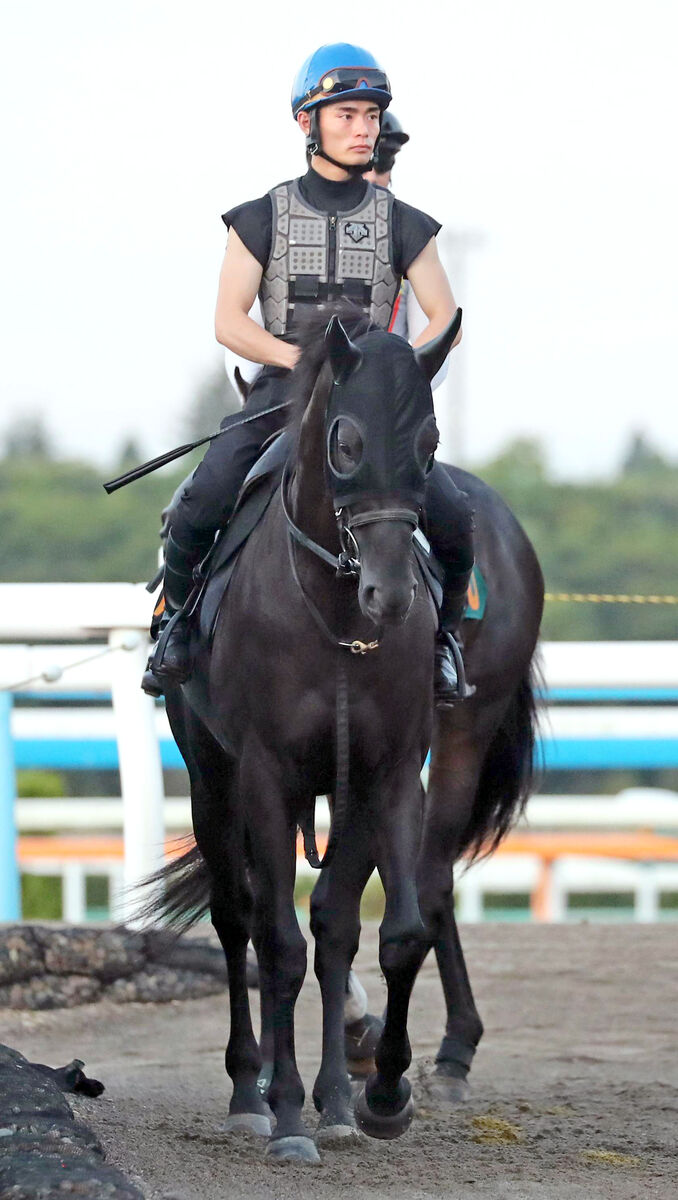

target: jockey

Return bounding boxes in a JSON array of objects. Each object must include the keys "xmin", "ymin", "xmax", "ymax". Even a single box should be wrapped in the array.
[{"xmin": 144, "ymin": 43, "xmax": 474, "ymax": 704}]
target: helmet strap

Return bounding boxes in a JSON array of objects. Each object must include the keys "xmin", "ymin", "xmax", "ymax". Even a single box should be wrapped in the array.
[{"xmin": 306, "ymin": 106, "xmax": 376, "ymax": 177}]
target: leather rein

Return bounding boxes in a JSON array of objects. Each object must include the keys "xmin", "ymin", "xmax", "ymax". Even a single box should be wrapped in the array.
[{"xmin": 280, "ymin": 462, "xmax": 419, "ymax": 870}]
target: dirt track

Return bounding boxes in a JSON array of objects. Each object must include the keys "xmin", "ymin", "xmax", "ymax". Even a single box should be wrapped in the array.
[{"xmin": 1, "ymin": 923, "xmax": 676, "ymax": 1200}]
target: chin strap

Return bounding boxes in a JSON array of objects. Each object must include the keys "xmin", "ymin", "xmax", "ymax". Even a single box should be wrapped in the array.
[{"xmin": 305, "ymin": 107, "xmax": 377, "ymax": 176}]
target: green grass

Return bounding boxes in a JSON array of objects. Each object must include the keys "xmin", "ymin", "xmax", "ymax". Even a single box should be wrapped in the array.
[{"xmin": 21, "ymin": 874, "xmax": 62, "ymax": 919}]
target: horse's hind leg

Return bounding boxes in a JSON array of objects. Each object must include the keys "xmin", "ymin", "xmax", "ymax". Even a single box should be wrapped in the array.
[
  {"xmin": 430, "ymin": 896, "xmax": 483, "ymax": 1102},
  {"xmin": 209, "ymin": 867, "xmax": 271, "ymax": 1135},
  {"xmin": 417, "ymin": 702, "xmax": 509, "ymax": 1101},
  {"xmin": 171, "ymin": 703, "xmax": 269, "ymax": 1135}
]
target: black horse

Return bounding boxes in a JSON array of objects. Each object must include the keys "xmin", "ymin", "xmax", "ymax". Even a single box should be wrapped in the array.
[{"xmin": 147, "ymin": 308, "xmax": 543, "ymax": 1162}]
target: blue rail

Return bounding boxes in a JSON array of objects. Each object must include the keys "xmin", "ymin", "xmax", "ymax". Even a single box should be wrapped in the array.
[
  {"xmin": 11, "ymin": 736, "xmax": 678, "ymax": 772},
  {"xmin": 0, "ymin": 694, "xmax": 20, "ymax": 920},
  {"xmin": 18, "ymin": 687, "xmax": 678, "ymax": 704}
]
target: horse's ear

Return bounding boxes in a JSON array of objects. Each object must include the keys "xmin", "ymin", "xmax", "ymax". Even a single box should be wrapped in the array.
[
  {"xmin": 414, "ymin": 307, "xmax": 462, "ymax": 382},
  {"xmin": 325, "ymin": 315, "xmax": 362, "ymax": 385}
]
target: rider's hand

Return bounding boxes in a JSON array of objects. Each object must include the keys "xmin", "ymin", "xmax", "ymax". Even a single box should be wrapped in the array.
[{"xmin": 280, "ymin": 343, "xmax": 302, "ymax": 370}]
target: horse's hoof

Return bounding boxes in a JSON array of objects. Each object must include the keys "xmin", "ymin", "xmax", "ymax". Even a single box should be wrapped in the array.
[
  {"xmin": 222, "ymin": 1112, "xmax": 272, "ymax": 1137},
  {"xmin": 315, "ymin": 1119, "xmax": 363, "ymax": 1147},
  {"xmin": 428, "ymin": 1071, "xmax": 471, "ymax": 1104},
  {"xmin": 354, "ymin": 1087, "xmax": 415, "ymax": 1140},
  {"xmin": 266, "ymin": 1135, "xmax": 321, "ymax": 1165},
  {"xmin": 345, "ymin": 1012, "xmax": 383, "ymax": 1078},
  {"xmin": 347, "ymin": 1056, "xmax": 376, "ymax": 1079}
]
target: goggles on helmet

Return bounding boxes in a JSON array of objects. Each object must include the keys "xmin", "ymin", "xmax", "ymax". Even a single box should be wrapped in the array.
[{"xmin": 298, "ymin": 66, "xmax": 391, "ymax": 112}]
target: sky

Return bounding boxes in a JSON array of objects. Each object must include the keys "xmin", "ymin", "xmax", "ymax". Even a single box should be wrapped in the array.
[{"xmin": 1, "ymin": 1, "xmax": 677, "ymax": 478}]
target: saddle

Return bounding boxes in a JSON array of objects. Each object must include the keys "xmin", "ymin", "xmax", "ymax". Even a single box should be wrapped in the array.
[{"xmin": 197, "ymin": 431, "xmax": 292, "ymax": 641}]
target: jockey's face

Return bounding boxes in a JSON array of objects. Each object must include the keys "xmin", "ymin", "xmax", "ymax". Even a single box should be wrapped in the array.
[{"xmin": 298, "ymin": 100, "xmax": 381, "ymax": 169}]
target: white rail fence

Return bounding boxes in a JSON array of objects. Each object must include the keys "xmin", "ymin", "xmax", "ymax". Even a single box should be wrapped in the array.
[{"xmin": 1, "ymin": 583, "xmax": 677, "ymax": 924}]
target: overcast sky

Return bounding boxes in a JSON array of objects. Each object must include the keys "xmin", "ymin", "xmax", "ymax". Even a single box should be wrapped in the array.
[{"xmin": 1, "ymin": 1, "xmax": 676, "ymax": 478}]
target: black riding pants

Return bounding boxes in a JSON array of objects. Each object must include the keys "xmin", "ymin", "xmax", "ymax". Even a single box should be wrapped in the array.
[
  {"xmin": 170, "ymin": 365, "xmax": 475, "ymax": 621},
  {"xmin": 171, "ymin": 366, "xmax": 292, "ymax": 543}
]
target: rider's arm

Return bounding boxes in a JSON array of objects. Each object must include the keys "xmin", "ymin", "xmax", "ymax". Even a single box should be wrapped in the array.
[
  {"xmin": 215, "ymin": 230, "xmax": 300, "ymax": 370},
  {"xmin": 406, "ymin": 237, "xmax": 462, "ymax": 349}
]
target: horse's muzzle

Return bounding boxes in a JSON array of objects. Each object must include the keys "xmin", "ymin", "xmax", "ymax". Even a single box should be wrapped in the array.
[{"xmin": 360, "ymin": 579, "xmax": 418, "ymax": 626}]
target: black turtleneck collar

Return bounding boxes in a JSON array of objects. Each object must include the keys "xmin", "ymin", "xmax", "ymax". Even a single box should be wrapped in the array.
[{"xmin": 298, "ymin": 167, "xmax": 368, "ymax": 214}]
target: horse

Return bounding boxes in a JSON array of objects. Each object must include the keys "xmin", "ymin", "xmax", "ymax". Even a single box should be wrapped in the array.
[
  {"xmin": 146, "ymin": 306, "xmax": 544, "ymax": 1161},
  {"xmin": 149, "ymin": 307, "xmax": 467, "ymax": 1164}
]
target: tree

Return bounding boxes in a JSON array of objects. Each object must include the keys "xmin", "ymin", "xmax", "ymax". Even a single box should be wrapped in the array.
[
  {"xmin": 481, "ymin": 437, "xmax": 548, "ymax": 492},
  {"xmin": 183, "ymin": 366, "xmax": 241, "ymax": 441},
  {"xmin": 114, "ymin": 436, "xmax": 145, "ymax": 471},
  {"xmin": 621, "ymin": 431, "xmax": 671, "ymax": 477},
  {"xmin": 2, "ymin": 413, "xmax": 54, "ymax": 459}
]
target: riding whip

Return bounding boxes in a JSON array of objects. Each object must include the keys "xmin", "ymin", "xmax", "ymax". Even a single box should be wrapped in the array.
[{"xmin": 102, "ymin": 401, "xmax": 292, "ymax": 494}]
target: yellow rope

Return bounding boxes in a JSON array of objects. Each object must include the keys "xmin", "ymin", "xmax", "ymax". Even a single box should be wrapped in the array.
[{"xmin": 544, "ymin": 592, "xmax": 678, "ymax": 605}]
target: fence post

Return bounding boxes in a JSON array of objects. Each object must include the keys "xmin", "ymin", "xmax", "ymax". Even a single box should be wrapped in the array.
[
  {"xmin": 108, "ymin": 630, "xmax": 165, "ymax": 927},
  {"xmin": 0, "ymin": 692, "xmax": 20, "ymax": 920}
]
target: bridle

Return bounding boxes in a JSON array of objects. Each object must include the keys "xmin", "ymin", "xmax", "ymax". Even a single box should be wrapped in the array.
[{"xmin": 281, "ymin": 462, "xmax": 419, "ymax": 592}]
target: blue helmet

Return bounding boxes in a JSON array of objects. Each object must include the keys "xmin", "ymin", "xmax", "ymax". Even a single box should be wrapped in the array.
[{"xmin": 291, "ymin": 43, "xmax": 392, "ymax": 119}]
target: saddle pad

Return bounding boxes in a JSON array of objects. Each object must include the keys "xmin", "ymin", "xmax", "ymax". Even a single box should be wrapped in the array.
[{"xmin": 463, "ymin": 564, "xmax": 487, "ymax": 621}]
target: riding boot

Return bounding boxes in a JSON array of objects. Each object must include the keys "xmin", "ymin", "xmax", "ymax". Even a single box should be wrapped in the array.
[
  {"xmin": 141, "ymin": 529, "xmax": 214, "ymax": 693},
  {"xmin": 434, "ymin": 567, "xmax": 476, "ymax": 708}
]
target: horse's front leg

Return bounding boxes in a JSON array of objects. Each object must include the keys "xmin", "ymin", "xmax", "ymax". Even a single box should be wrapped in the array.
[
  {"xmin": 354, "ymin": 760, "xmax": 427, "ymax": 1140},
  {"xmin": 241, "ymin": 748, "xmax": 319, "ymax": 1165},
  {"xmin": 309, "ymin": 801, "xmax": 375, "ymax": 1142}
]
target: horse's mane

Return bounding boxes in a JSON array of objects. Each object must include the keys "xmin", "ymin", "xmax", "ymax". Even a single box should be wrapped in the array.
[{"xmin": 285, "ymin": 302, "xmax": 376, "ymax": 440}]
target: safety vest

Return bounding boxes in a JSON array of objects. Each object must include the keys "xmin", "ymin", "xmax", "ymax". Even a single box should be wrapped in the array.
[{"xmin": 259, "ymin": 179, "xmax": 400, "ymax": 336}]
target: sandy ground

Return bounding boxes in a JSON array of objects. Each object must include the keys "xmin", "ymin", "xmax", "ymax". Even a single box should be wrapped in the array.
[{"xmin": 1, "ymin": 923, "xmax": 676, "ymax": 1200}]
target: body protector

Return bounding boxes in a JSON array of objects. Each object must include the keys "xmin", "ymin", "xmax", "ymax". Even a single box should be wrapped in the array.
[
  {"xmin": 325, "ymin": 328, "xmax": 439, "ymax": 509},
  {"xmin": 260, "ymin": 180, "xmax": 400, "ymax": 336}
]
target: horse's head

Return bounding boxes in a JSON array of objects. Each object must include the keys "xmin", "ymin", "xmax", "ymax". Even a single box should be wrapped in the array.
[{"xmin": 322, "ymin": 311, "xmax": 461, "ymax": 626}]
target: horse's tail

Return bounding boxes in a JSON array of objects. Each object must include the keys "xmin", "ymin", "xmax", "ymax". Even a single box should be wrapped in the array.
[
  {"xmin": 458, "ymin": 656, "xmax": 544, "ymax": 863},
  {"xmin": 132, "ymin": 837, "xmax": 212, "ymax": 932}
]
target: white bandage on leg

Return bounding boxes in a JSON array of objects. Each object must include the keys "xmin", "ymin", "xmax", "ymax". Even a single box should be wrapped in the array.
[{"xmin": 344, "ymin": 969, "xmax": 368, "ymax": 1023}]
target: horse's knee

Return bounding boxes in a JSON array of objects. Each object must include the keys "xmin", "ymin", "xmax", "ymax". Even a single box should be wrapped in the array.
[
  {"xmin": 310, "ymin": 894, "xmax": 360, "ymax": 958},
  {"xmin": 379, "ymin": 925, "xmax": 426, "ymax": 979}
]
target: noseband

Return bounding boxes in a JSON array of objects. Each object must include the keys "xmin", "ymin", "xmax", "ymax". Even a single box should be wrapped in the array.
[
  {"xmin": 336, "ymin": 506, "xmax": 420, "ymax": 576},
  {"xmin": 281, "ymin": 463, "xmax": 419, "ymax": 582}
]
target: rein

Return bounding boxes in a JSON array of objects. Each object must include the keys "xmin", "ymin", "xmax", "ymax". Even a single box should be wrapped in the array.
[{"xmin": 280, "ymin": 463, "xmax": 418, "ymax": 871}]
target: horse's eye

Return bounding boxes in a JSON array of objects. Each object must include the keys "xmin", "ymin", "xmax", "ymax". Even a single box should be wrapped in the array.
[
  {"xmin": 414, "ymin": 415, "xmax": 439, "ymax": 475},
  {"xmin": 328, "ymin": 417, "xmax": 364, "ymax": 478}
]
